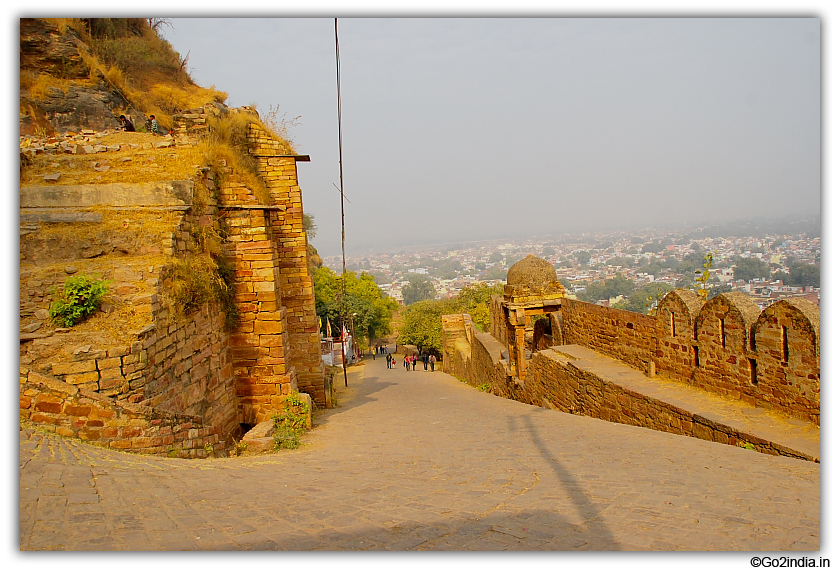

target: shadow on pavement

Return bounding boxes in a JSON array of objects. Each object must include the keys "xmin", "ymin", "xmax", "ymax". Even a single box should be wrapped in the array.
[
  {"xmin": 511, "ymin": 413, "xmax": 622, "ymax": 550},
  {"xmin": 203, "ymin": 506, "xmax": 622, "ymax": 551}
]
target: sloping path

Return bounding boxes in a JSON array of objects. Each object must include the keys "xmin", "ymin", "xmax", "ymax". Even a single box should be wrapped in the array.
[{"xmin": 20, "ymin": 353, "xmax": 819, "ymax": 551}]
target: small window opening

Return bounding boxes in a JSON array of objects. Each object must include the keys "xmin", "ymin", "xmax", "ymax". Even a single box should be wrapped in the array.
[
  {"xmin": 693, "ymin": 345, "xmax": 700, "ymax": 368},
  {"xmin": 749, "ymin": 358, "xmax": 758, "ymax": 386},
  {"xmin": 670, "ymin": 312, "xmax": 676, "ymax": 337},
  {"xmin": 719, "ymin": 318, "xmax": 726, "ymax": 349},
  {"xmin": 782, "ymin": 326, "xmax": 790, "ymax": 363}
]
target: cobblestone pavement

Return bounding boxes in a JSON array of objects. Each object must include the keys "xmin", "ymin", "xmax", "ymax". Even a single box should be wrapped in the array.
[{"xmin": 20, "ymin": 355, "xmax": 820, "ymax": 551}]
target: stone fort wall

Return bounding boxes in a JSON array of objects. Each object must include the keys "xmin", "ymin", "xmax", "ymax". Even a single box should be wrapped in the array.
[
  {"xmin": 20, "ymin": 105, "xmax": 326, "ymax": 457},
  {"xmin": 445, "ymin": 290, "xmax": 819, "ymax": 427}
]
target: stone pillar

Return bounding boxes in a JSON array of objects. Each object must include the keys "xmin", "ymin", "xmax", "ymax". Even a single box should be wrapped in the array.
[
  {"xmin": 223, "ymin": 205, "xmax": 297, "ymax": 425},
  {"xmin": 247, "ymin": 124, "xmax": 326, "ymax": 407}
]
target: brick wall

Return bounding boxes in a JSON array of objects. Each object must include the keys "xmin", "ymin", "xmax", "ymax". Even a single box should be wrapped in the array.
[
  {"xmin": 752, "ymin": 299, "xmax": 820, "ymax": 424},
  {"xmin": 248, "ymin": 123, "xmax": 325, "ymax": 407},
  {"xmin": 443, "ymin": 313, "xmax": 527, "ymax": 402},
  {"xmin": 20, "ymin": 106, "xmax": 327, "ymax": 456},
  {"xmin": 693, "ymin": 292, "xmax": 761, "ymax": 400},
  {"xmin": 654, "ymin": 289, "xmax": 704, "ymax": 382},
  {"xmin": 138, "ymin": 305, "xmax": 238, "ymax": 438},
  {"xmin": 442, "ymin": 313, "xmax": 471, "ymax": 382},
  {"xmin": 450, "ymin": 290, "xmax": 820, "ymax": 427},
  {"xmin": 557, "ymin": 298, "xmax": 658, "ymax": 372},
  {"xmin": 524, "ymin": 350, "xmax": 815, "ymax": 461},
  {"xmin": 21, "ymin": 370, "xmax": 227, "ymax": 458}
]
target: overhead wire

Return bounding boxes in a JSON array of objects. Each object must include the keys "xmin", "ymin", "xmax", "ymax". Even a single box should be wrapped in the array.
[{"xmin": 335, "ymin": 18, "xmax": 349, "ymax": 387}]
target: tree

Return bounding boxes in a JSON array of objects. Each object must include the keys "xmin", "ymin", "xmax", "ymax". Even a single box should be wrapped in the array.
[
  {"xmin": 642, "ymin": 241, "xmax": 664, "ymax": 254},
  {"xmin": 455, "ymin": 282, "xmax": 505, "ymax": 331},
  {"xmin": 604, "ymin": 275, "xmax": 635, "ymax": 299},
  {"xmin": 397, "ymin": 282, "xmax": 505, "ymax": 354},
  {"xmin": 573, "ymin": 250, "xmax": 591, "ymax": 265},
  {"xmin": 481, "ymin": 266, "xmax": 506, "ymax": 281},
  {"xmin": 430, "ymin": 258, "xmax": 462, "ymax": 279},
  {"xmin": 693, "ymin": 252, "xmax": 715, "ymax": 300},
  {"xmin": 708, "ymin": 284, "xmax": 732, "ymax": 299},
  {"xmin": 578, "ymin": 282, "xmax": 607, "ymax": 303},
  {"xmin": 313, "ymin": 267, "xmax": 398, "ymax": 346},
  {"xmin": 789, "ymin": 264, "xmax": 820, "ymax": 288},
  {"xmin": 771, "ymin": 270, "xmax": 789, "ymax": 283},
  {"xmin": 605, "ymin": 256, "xmax": 632, "ymax": 268},
  {"xmin": 147, "ymin": 18, "xmax": 174, "ymax": 35},
  {"xmin": 623, "ymin": 283, "xmax": 674, "ymax": 314},
  {"xmin": 397, "ymin": 299, "xmax": 459, "ymax": 354},
  {"xmin": 733, "ymin": 257, "xmax": 770, "ymax": 281},
  {"xmin": 402, "ymin": 274, "xmax": 436, "ymax": 305},
  {"xmin": 638, "ymin": 259, "xmax": 662, "ymax": 278},
  {"xmin": 303, "ymin": 213, "xmax": 321, "ymax": 272},
  {"xmin": 488, "ymin": 252, "xmax": 503, "ymax": 264},
  {"xmin": 303, "ymin": 212, "xmax": 317, "ymax": 241}
]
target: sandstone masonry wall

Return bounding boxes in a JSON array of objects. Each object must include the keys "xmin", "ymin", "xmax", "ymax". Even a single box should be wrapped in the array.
[
  {"xmin": 477, "ymin": 289, "xmax": 820, "ymax": 424},
  {"xmin": 558, "ymin": 297, "xmax": 658, "ymax": 372},
  {"xmin": 21, "ymin": 370, "xmax": 226, "ymax": 458},
  {"xmin": 524, "ymin": 349, "xmax": 816, "ymax": 461},
  {"xmin": 21, "ymin": 105, "xmax": 327, "ymax": 456},
  {"xmin": 442, "ymin": 313, "xmax": 524, "ymax": 402},
  {"xmin": 248, "ymin": 124, "xmax": 325, "ymax": 407}
]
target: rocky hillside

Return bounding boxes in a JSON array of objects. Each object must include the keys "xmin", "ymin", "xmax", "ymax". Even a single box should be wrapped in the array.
[{"xmin": 20, "ymin": 18, "xmax": 224, "ymax": 136}]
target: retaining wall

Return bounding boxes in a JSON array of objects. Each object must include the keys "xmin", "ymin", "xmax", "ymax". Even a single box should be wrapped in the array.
[{"xmin": 21, "ymin": 369, "xmax": 227, "ymax": 458}]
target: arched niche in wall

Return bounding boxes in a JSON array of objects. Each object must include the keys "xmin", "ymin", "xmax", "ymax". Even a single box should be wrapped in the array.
[
  {"xmin": 694, "ymin": 292, "xmax": 760, "ymax": 397},
  {"xmin": 655, "ymin": 289, "xmax": 704, "ymax": 382},
  {"xmin": 753, "ymin": 298, "xmax": 820, "ymax": 424}
]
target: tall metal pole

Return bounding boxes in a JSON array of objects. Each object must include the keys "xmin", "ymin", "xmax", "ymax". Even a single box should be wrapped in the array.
[{"xmin": 335, "ymin": 18, "xmax": 348, "ymax": 388}]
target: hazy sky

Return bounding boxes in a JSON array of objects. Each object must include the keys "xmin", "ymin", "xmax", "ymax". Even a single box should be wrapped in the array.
[{"xmin": 163, "ymin": 18, "xmax": 817, "ymax": 256}]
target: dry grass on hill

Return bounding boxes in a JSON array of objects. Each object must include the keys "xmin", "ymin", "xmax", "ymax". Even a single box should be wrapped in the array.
[{"xmin": 29, "ymin": 18, "xmax": 227, "ymax": 132}]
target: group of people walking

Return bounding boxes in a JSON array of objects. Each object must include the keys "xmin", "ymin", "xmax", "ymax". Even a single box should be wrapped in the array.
[{"xmin": 384, "ymin": 351, "xmax": 436, "ymax": 372}]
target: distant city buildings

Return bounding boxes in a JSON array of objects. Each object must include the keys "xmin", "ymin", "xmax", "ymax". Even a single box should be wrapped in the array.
[{"xmin": 322, "ymin": 227, "xmax": 819, "ymax": 309}]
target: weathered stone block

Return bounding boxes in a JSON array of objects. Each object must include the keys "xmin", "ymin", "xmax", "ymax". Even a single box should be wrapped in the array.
[{"xmin": 52, "ymin": 360, "xmax": 98, "ymax": 375}]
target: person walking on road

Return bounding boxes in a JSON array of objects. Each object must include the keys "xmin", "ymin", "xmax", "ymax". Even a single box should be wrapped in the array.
[
  {"xmin": 412, "ymin": 355, "xmax": 417, "ymax": 370},
  {"xmin": 423, "ymin": 353, "xmax": 429, "ymax": 371},
  {"xmin": 404, "ymin": 355, "xmax": 411, "ymax": 371},
  {"xmin": 429, "ymin": 354, "xmax": 437, "ymax": 372}
]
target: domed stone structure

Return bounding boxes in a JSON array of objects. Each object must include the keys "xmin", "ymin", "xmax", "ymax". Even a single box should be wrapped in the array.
[
  {"xmin": 498, "ymin": 255, "xmax": 566, "ymax": 385},
  {"xmin": 506, "ymin": 255, "xmax": 558, "ymax": 287}
]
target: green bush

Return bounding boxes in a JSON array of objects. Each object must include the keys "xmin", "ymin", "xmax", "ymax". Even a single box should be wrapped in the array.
[
  {"xmin": 272, "ymin": 392, "xmax": 311, "ymax": 450},
  {"xmin": 49, "ymin": 274, "xmax": 110, "ymax": 327}
]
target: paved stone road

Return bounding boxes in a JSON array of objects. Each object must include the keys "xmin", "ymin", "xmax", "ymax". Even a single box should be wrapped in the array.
[{"xmin": 20, "ymin": 355, "xmax": 820, "ymax": 551}]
